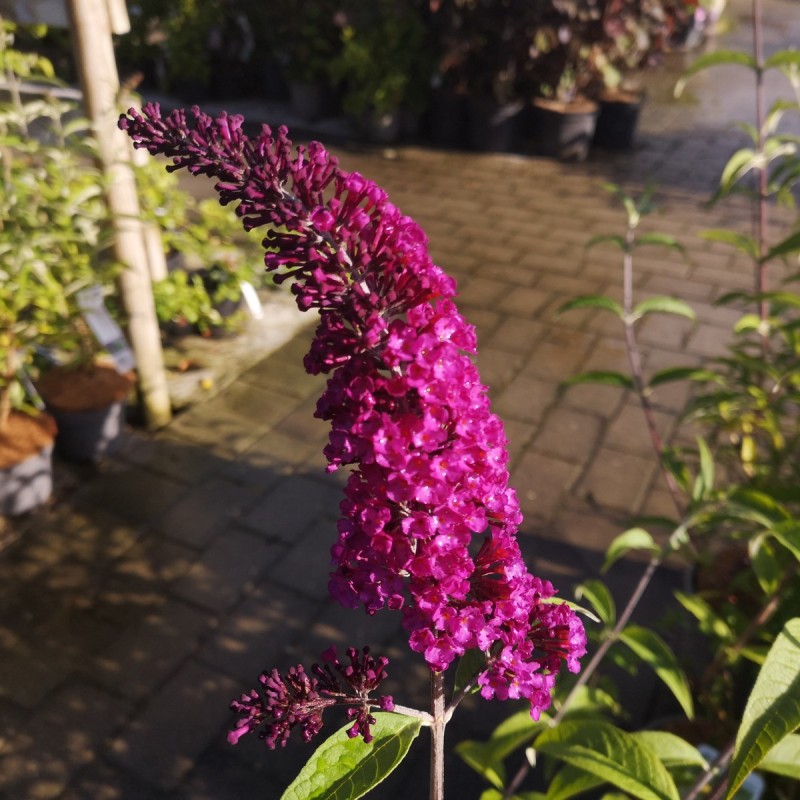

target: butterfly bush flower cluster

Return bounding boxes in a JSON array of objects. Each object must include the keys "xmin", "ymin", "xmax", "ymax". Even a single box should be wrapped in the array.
[
  {"xmin": 120, "ymin": 105, "xmax": 586, "ymax": 726},
  {"xmin": 229, "ymin": 646, "xmax": 394, "ymax": 748}
]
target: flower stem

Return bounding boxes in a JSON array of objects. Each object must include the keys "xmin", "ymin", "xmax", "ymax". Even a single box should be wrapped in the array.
[{"xmin": 430, "ymin": 671, "xmax": 446, "ymax": 800}]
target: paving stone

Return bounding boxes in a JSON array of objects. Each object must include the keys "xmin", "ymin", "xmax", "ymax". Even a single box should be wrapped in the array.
[
  {"xmin": 240, "ymin": 475, "xmax": 340, "ymax": 542},
  {"xmin": 523, "ymin": 329, "xmax": 594, "ymax": 382},
  {"xmin": 92, "ymin": 598, "xmax": 213, "ymax": 700},
  {"xmin": 157, "ymin": 476, "xmax": 260, "ymax": 549},
  {"xmin": 226, "ymin": 428, "xmax": 318, "ymax": 486},
  {"xmin": 71, "ymin": 466, "xmax": 187, "ymax": 526},
  {"xmin": 497, "ymin": 285, "xmax": 552, "ymax": 317},
  {"xmin": 604, "ymin": 402, "xmax": 677, "ymax": 458},
  {"xmin": 238, "ymin": 357, "xmax": 324, "ymax": 399},
  {"xmin": 107, "ymin": 659, "xmax": 237, "ymax": 791},
  {"xmin": 685, "ymin": 322, "xmax": 735, "ymax": 358},
  {"xmin": 167, "ymin": 406, "xmax": 268, "ymax": 457},
  {"xmin": 116, "ymin": 432, "xmax": 226, "ymax": 485},
  {"xmin": 580, "ymin": 447, "xmax": 658, "ymax": 514},
  {"xmin": 198, "ymin": 584, "xmax": 318, "ymax": 682},
  {"xmin": 495, "ymin": 374, "xmax": 558, "ymax": 424},
  {"xmin": 266, "ymin": 518, "xmax": 339, "ymax": 602},
  {"xmin": 531, "ymin": 407, "xmax": 603, "ymax": 464},
  {"xmin": 172, "ymin": 526, "xmax": 278, "ymax": 611},
  {"xmin": 512, "ymin": 451, "xmax": 582, "ymax": 523},
  {"xmin": 475, "ymin": 347, "xmax": 526, "ymax": 392}
]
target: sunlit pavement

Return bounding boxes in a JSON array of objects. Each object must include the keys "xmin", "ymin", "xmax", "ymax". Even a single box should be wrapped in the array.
[{"xmin": 0, "ymin": 1, "xmax": 798, "ymax": 797}]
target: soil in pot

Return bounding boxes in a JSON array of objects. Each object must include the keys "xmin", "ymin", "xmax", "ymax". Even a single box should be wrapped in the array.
[
  {"xmin": 593, "ymin": 89, "xmax": 644, "ymax": 150},
  {"xmin": 37, "ymin": 363, "xmax": 135, "ymax": 462},
  {"xmin": 531, "ymin": 97, "xmax": 598, "ymax": 162},
  {"xmin": 0, "ymin": 411, "xmax": 56, "ymax": 516}
]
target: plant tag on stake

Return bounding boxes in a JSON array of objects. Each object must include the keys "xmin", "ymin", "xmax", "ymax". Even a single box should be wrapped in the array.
[
  {"xmin": 239, "ymin": 280, "xmax": 263, "ymax": 319},
  {"xmin": 76, "ymin": 285, "xmax": 136, "ymax": 373}
]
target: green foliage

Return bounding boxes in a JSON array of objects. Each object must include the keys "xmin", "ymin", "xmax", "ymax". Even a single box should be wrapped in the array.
[
  {"xmin": 280, "ymin": 713, "xmax": 421, "ymax": 800},
  {"xmin": 0, "ymin": 19, "xmax": 118, "ymax": 425}
]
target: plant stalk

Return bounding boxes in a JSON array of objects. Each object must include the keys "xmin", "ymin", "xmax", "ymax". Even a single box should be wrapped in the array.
[
  {"xmin": 752, "ymin": 0, "xmax": 769, "ymax": 341},
  {"xmin": 430, "ymin": 671, "xmax": 446, "ymax": 800},
  {"xmin": 682, "ymin": 739, "xmax": 734, "ymax": 800}
]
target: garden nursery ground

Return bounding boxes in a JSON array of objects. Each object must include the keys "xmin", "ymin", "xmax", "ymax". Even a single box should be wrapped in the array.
[{"xmin": 1, "ymin": 0, "xmax": 799, "ymax": 797}]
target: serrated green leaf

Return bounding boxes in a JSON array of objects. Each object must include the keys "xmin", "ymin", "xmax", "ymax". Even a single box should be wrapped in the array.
[
  {"xmin": 535, "ymin": 719, "xmax": 680, "ymax": 800},
  {"xmin": 558, "ymin": 295, "xmax": 624, "ymax": 318},
  {"xmin": 618, "ymin": 626, "xmax": 694, "ymax": 719},
  {"xmin": 575, "ymin": 580, "xmax": 616, "ymax": 627},
  {"xmin": 454, "ymin": 648, "xmax": 487, "ymax": 696},
  {"xmin": 602, "ymin": 528, "xmax": 659, "ymax": 573},
  {"xmin": 560, "ymin": 371, "xmax": 634, "ymax": 392},
  {"xmin": 757, "ymin": 733, "xmax": 800, "ymax": 779},
  {"xmin": 764, "ymin": 230, "xmax": 800, "ymax": 262},
  {"xmin": 280, "ymin": 713, "xmax": 421, "ymax": 800},
  {"xmin": 726, "ymin": 618, "xmax": 800, "ymax": 798},
  {"xmin": 632, "ymin": 731, "xmax": 708, "ymax": 769},
  {"xmin": 631, "ymin": 297, "xmax": 696, "ymax": 321},
  {"xmin": 700, "ymin": 229, "xmax": 759, "ymax": 259}
]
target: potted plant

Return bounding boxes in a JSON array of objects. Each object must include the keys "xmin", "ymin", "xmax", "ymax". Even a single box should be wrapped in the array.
[
  {"xmin": 523, "ymin": 0, "xmax": 608, "ymax": 161},
  {"xmin": 331, "ymin": 0, "xmax": 432, "ymax": 143},
  {"xmin": 593, "ymin": 0, "xmax": 670, "ymax": 149},
  {"xmin": 1, "ymin": 20, "xmax": 134, "ymax": 464},
  {"xmin": 266, "ymin": 0, "xmax": 343, "ymax": 121}
]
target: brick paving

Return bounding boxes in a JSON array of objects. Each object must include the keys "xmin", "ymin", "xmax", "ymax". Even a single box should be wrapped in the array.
[{"xmin": 2, "ymin": 2, "xmax": 799, "ymax": 797}]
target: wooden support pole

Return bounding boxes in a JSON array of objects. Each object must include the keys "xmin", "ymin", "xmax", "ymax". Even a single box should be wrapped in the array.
[{"xmin": 66, "ymin": 0, "xmax": 171, "ymax": 428}]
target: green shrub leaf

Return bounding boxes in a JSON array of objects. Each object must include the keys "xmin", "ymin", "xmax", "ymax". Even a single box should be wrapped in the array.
[
  {"xmin": 585, "ymin": 234, "xmax": 627, "ymax": 251},
  {"xmin": 602, "ymin": 528, "xmax": 659, "ymax": 573},
  {"xmin": 560, "ymin": 371, "xmax": 634, "ymax": 392},
  {"xmin": 618, "ymin": 626, "xmax": 694, "ymax": 719},
  {"xmin": 631, "ymin": 297, "xmax": 696, "ymax": 321},
  {"xmin": 575, "ymin": 580, "xmax": 617, "ymax": 627},
  {"xmin": 454, "ymin": 648, "xmax": 487, "ymax": 696},
  {"xmin": 280, "ymin": 713, "xmax": 421, "ymax": 800},
  {"xmin": 535, "ymin": 719, "xmax": 680, "ymax": 800},
  {"xmin": 757, "ymin": 733, "xmax": 800, "ymax": 779},
  {"xmin": 648, "ymin": 366, "xmax": 719, "ymax": 388},
  {"xmin": 632, "ymin": 731, "xmax": 708, "ymax": 769},
  {"xmin": 635, "ymin": 233, "xmax": 686, "ymax": 254},
  {"xmin": 557, "ymin": 295, "xmax": 624, "ymax": 318},
  {"xmin": 547, "ymin": 763, "xmax": 604, "ymax": 800},
  {"xmin": 700, "ymin": 229, "xmax": 759, "ymax": 259},
  {"xmin": 764, "ymin": 231, "xmax": 800, "ymax": 262},
  {"xmin": 727, "ymin": 618, "xmax": 800, "ymax": 798}
]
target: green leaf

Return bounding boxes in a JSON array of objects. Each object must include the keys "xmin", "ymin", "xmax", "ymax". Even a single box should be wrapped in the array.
[
  {"xmin": 560, "ymin": 685, "xmax": 624, "ymax": 720},
  {"xmin": 764, "ymin": 230, "xmax": 800, "ymax": 262},
  {"xmin": 541, "ymin": 596, "xmax": 601, "ymax": 624},
  {"xmin": 631, "ymin": 731, "xmax": 708, "ymax": 769},
  {"xmin": 635, "ymin": 233, "xmax": 686, "ymax": 255},
  {"xmin": 280, "ymin": 713, "xmax": 421, "ymax": 800},
  {"xmin": 574, "ymin": 580, "xmax": 617, "ymax": 627},
  {"xmin": 617, "ymin": 626, "xmax": 694, "ymax": 719},
  {"xmin": 454, "ymin": 648, "xmax": 487, "ymax": 696},
  {"xmin": 602, "ymin": 527, "xmax": 660, "ymax": 573},
  {"xmin": 648, "ymin": 366, "xmax": 719, "ymax": 388},
  {"xmin": 547, "ymin": 763, "xmax": 604, "ymax": 800},
  {"xmin": 719, "ymin": 148, "xmax": 760, "ymax": 193},
  {"xmin": 631, "ymin": 297, "xmax": 696, "ymax": 322},
  {"xmin": 675, "ymin": 50, "xmax": 758, "ymax": 97},
  {"xmin": 757, "ymin": 733, "xmax": 800, "ymax": 779},
  {"xmin": 585, "ymin": 234, "xmax": 627, "ymax": 251},
  {"xmin": 764, "ymin": 51, "xmax": 800, "ymax": 71},
  {"xmin": 456, "ymin": 711, "xmax": 548, "ymax": 790},
  {"xmin": 560, "ymin": 371, "xmax": 634, "ymax": 392},
  {"xmin": 675, "ymin": 591, "xmax": 736, "ymax": 642},
  {"xmin": 726, "ymin": 618, "xmax": 800, "ymax": 798},
  {"xmin": 700, "ymin": 229, "xmax": 759, "ymax": 260},
  {"xmin": 558, "ymin": 295, "xmax": 624, "ymax": 318},
  {"xmin": 769, "ymin": 521, "xmax": 800, "ymax": 563},
  {"xmin": 535, "ymin": 719, "xmax": 680, "ymax": 800},
  {"xmin": 692, "ymin": 437, "xmax": 715, "ymax": 502}
]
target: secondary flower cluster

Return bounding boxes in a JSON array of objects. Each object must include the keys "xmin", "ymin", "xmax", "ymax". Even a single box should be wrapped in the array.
[
  {"xmin": 120, "ymin": 105, "xmax": 586, "ymax": 720},
  {"xmin": 229, "ymin": 646, "xmax": 394, "ymax": 748}
]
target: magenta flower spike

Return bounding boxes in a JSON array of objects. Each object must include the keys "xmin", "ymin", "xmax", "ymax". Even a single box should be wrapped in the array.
[{"xmin": 120, "ymin": 105, "xmax": 586, "ymax": 722}]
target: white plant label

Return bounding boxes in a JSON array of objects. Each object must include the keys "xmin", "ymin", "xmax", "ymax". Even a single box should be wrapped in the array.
[
  {"xmin": 240, "ymin": 280, "xmax": 263, "ymax": 319},
  {"xmin": 76, "ymin": 285, "xmax": 136, "ymax": 373}
]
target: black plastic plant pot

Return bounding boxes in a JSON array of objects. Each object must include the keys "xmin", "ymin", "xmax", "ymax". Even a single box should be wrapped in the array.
[
  {"xmin": 532, "ymin": 98, "xmax": 598, "ymax": 162},
  {"xmin": 429, "ymin": 87, "xmax": 469, "ymax": 148},
  {"xmin": 467, "ymin": 98, "xmax": 522, "ymax": 153},
  {"xmin": 49, "ymin": 401, "xmax": 126, "ymax": 463},
  {"xmin": 593, "ymin": 95, "xmax": 644, "ymax": 150},
  {"xmin": 0, "ymin": 444, "xmax": 53, "ymax": 516}
]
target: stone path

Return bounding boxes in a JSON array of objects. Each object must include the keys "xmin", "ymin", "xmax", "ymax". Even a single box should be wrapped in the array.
[{"xmin": 1, "ymin": 1, "xmax": 798, "ymax": 797}]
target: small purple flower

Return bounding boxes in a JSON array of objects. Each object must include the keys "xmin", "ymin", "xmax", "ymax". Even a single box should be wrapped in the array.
[{"xmin": 229, "ymin": 647, "xmax": 394, "ymax": 748}]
